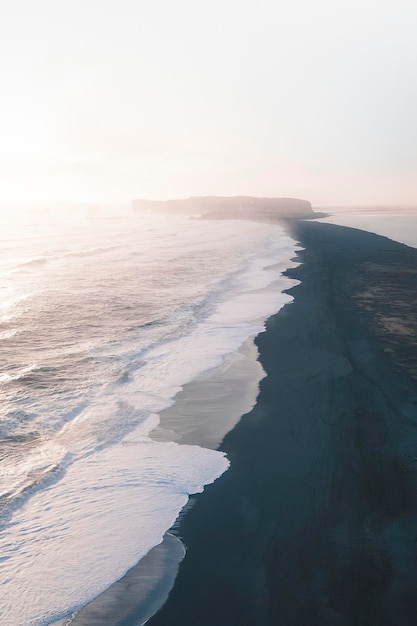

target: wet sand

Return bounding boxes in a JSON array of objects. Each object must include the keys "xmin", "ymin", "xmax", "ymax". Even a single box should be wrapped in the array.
[
  {"xmin": 52, "ymin": 339, "xmax": 266, "ymax": 625},
  {"xmin": 148, "ymin": 221, "xmax": 417, "ymax": 626},
  {"xmin": 153, "ymin": 337, "xmax": 266, "ymax": 450},
  {"xmin": 52, "ymin": 534, "xmax": 185, "ymax": 626}
]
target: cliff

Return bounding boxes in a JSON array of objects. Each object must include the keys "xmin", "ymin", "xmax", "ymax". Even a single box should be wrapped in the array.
[{"xmin": 131, "ymin": 196, "xmax": 314, "ymax": 219}]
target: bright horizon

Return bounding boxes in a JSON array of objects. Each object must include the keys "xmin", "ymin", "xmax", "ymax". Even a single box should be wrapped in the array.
[{"xmin": 1, "ymin": 0, "xmax": 416, "ymax": 207}]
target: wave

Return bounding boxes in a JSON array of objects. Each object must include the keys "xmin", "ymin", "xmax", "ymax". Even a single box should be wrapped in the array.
[
  {"xmin": 0, "ymin": 328, "xmax": 18, "ymax": 340},
  {"xmin": 0, "ymin": 364, "xmax": 37, "ymax": 386},
  {"xmin": 0, "ymin": 216, "xmax": 300, "ymax": 625},
  {"xmin": 0, "ymin": 291, "xmax": 33, "ymax": 312},
  {"xmin": 0, "ymin": 222, "xmax": 298, "ymax": 502},
  {"xmin": 15, "ymin": 256, "xmax": 48, "ymax": 270},
  {"xmin": 0, "ymin": 411, "xmax": 229, "ymax": 626},
  {"xmin": 62, "ymin": 245, "xmax": 122, "ymax": 259},
  {"xmin": 7, "ymin": 247, "xmax": 124, "ymax": 277}
]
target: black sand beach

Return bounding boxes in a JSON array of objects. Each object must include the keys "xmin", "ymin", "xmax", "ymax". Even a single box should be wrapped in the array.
[{"xmin": 148, "ymin": 221, "xmax": 417, "ymax": 626}]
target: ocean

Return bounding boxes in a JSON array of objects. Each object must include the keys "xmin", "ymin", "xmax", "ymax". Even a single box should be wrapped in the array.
[
  {"xmin": 318, "ymin": 207, "xmax": 417, "ymax": 249},
  {"xmin": 0, "ymin": 207, "xmax": 298, "ymax": 625}
]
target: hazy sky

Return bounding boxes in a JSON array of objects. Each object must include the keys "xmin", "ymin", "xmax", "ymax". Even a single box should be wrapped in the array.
[{"xmin": 1, "ymin": 0, "xmax": 416, "ymax": 205}]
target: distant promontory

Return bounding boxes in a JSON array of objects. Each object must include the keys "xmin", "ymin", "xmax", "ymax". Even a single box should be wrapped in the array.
[{"xmin": 131, "ymin": 196, "xmax": 314, "ymax": 220}]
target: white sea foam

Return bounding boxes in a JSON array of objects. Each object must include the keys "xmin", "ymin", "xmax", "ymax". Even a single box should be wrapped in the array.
[
  {"xmin": 0, "ymin": 209, "xmax": 299, "ymax": 624},
  {"xmin": 0, "ymin": 364, "xmax": 37, "ymax": 385},
  {"xmin": 0, "ymin": 420, "xmax": 229, "ymax": 626}
]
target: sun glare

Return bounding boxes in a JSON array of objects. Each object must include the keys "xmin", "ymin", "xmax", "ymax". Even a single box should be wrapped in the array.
[{"xmin": 0, "ymin": 107, "xmax": 51, "ymax": 161}]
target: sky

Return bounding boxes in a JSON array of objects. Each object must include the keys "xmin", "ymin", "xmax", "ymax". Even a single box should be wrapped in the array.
[{"xmin": 0, "ymin": 0, "xmax": 416, "ymax": 206}]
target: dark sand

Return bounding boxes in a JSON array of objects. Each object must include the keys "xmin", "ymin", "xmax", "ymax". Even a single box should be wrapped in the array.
[{"xmin": 148, "ymin": 221, "xmax": 417, "ymax": 626}]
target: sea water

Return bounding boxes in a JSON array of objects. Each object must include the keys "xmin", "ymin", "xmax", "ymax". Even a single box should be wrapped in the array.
[
  {"xmin": 318, "ymin": 207, "xmax": 417, "ymax": 248},
  {"xmin": 0, "ymin": 206, "xmax": 298, "ymax": 625}
]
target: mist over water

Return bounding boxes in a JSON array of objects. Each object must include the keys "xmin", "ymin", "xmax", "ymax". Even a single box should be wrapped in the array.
[
  {"xmin": 0, "ymin": 207, "xmax": 297, "ymax": 625},
  {"xmin": 318, "ymin": 207, "xmax": 417, "ymax": 249}
]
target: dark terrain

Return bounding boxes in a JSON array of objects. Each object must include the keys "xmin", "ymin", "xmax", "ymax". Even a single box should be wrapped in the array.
[{"xmin": 149, "ymin": 221, "xmax": 417, "ymax": 626}]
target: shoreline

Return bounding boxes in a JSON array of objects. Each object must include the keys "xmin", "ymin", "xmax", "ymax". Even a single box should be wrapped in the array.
[
  {"xmin": 51, "ymin": 337, "xmax": 268, "ymax": 625},
  {"xmin": 51, "ymin": 533, "xmax": 185, "ymax": 626},
  {"xmin": 51, "ymin": 222, "xmax": 301, "ymax": 625},
  {"xmin": 152, "ymin": 336, "xmax": 266, "ymax": 450},
  {"xmin": 148, "ymin": 220, "xmax": 417, "ymax": 625}
]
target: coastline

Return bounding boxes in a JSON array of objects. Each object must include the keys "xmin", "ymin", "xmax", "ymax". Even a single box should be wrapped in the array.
[
  {"xmin": 148, "ymin": 220, "xmax": 417, "ymax": 625},
  {"xmin": 152, "ymin": 337, "xmax": 266, "ymax": 450},
  {"xmin": 52, "ymin": 534, "xmax": 185, "ymax": 626},
  {"xmin": 51, "ymin": 337, "xmax": 269, "ymax": 625},
  {"xmin": 49, "ymin": 221, "xmax": 301, "ymax": 626}
]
